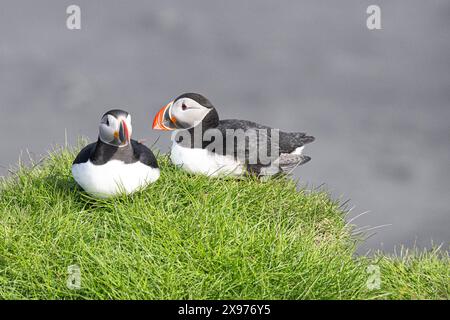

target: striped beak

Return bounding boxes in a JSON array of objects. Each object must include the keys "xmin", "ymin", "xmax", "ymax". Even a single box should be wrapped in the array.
[
  {"xmin": 152, "ymin": 101, "xmax": 177, "ymax": 130},
  {"xmin": 120, "ymin": 120, "xmax": 129, "ymax": 143}
]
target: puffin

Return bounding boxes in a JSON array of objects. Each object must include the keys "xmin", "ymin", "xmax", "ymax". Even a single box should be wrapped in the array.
[
  {"xmin": 152, "ymin": 93, "xmax": 314, "ymax": 177},
  {"xmin": 72, "ymin": 109, "xmax": 160, "ymax": 197}
]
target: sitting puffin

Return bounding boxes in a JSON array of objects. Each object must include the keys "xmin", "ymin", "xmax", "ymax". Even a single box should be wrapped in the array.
[
  {"xmin": 152, "ymin": 93, "xmax": 314, "ymax": 177},
  {"xmin": 72, "ymin": 109, "xmax": 160, "ymax": 197}
]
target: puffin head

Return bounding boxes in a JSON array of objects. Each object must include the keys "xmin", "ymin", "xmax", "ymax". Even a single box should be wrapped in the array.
[
  {"xmin": 99, "ymin": 109, "xmax": 132, "ymax": 147},
  {"xmin": 152, "ymin": 93, "xmax": 219, "ymax": 131}
]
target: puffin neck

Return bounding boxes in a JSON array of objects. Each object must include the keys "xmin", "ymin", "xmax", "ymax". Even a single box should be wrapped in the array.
[
  {"xmin": 91, "ymin": 139, "xmax": 135, "ymax": 165},
  {"xmin": 187, "ymin": 107, "xmax": 219, "ymax": 134},
  {"xmin": 174, "ymin": 108, "xmax": 219, "ymax": 149}
]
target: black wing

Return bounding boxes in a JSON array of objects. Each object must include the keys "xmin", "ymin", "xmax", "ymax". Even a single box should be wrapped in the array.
[
  {"xmin": 131, "ymin": 140, "xmax": 159, "ymax": 168},
  {"xmin": 216, "ymin": 119, "xmax": 314, "ymax": 157},
  {"xmin": 73, "ymin": 142, "xmax": 96, "ymax": 164}
]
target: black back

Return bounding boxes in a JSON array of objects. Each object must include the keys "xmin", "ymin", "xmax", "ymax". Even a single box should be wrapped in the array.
[
  {"xmin": 175, "ymin": 119, "xmax": 314, "ymax": 156},
  {"xmin": 217, "ymin": 120, "xmax": 314, "ymax": 154}
]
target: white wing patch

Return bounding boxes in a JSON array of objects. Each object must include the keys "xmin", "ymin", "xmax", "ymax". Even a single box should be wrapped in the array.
[
  {"xmin": 291, "ymin": 146, "xmax": 305, "ymax": 155},
  {"xmin": 72, "ymin": 160, "xmax": 160, "ymax": 198}
]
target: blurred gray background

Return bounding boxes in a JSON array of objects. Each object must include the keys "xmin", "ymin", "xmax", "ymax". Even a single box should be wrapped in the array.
[{"xmin": 1, "ymin": 0, "xmax": 449, "ymax": 253}]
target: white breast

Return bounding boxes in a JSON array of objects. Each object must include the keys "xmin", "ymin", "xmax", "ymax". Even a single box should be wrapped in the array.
[
  {"xmin": 72, "ymin": 160, "xmax": 160, "ymax": 198},
  {"xmin": 170, "ymin": 143, "xmax": 244, "ymax": 177}
]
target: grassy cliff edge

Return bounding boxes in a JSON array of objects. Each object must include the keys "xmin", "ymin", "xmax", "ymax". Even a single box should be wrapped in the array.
[{"xmin": 0, "ymin": 144, "xmax": 448, "ymax": 299}]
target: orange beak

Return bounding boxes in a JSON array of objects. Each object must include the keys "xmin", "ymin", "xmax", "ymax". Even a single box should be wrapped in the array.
[{"xmin": 152, "ymin": 101, "xmax": 176, "ymax": 130}]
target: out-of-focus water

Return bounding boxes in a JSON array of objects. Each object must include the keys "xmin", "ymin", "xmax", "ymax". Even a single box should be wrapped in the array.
[{"xmin": 1, "ymin": 0, "xmax": 449, "ymax": 253}]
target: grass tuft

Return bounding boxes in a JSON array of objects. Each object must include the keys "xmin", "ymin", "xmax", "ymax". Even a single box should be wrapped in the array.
[{"xmin": 0, "ymin": 143, "xmax": 448, "ymax": 299}]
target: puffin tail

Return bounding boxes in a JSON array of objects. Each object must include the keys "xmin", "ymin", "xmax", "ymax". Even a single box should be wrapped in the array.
[{"xmin": 278, "ymin": 154, "xmax": 311, "ymax": 174}]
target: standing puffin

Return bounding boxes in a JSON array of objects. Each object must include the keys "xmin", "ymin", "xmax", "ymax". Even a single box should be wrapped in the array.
[
  {"xmin": 152, "ymin": 93, "xmax": 314, "ymax": 177},
  {"xmin": 72, "ymin": 109, "xmax": 160, "ymax": 197}
]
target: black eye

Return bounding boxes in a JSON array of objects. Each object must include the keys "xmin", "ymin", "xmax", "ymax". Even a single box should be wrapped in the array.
[
  {"xmin": 106, "ymin": 118, "xmax": 109, "ymax": 126},
  {"xmin": 181, "ymin": 103, "xmax": 187, "ymax": 111}
]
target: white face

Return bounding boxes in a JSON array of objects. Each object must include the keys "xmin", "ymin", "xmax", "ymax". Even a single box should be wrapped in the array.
[
  {"xmin": 170, "ymin": 98, "xmax": 211, "ymax": 129},
  {"xmin": 99, "ymin": 113, "xmax": 132, "ymax": 147}
]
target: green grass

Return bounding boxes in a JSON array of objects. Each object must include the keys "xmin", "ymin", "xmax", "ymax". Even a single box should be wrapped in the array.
[{"xmin": 0, "ymin": 143, "xmax": 448, "ymax": 299}]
